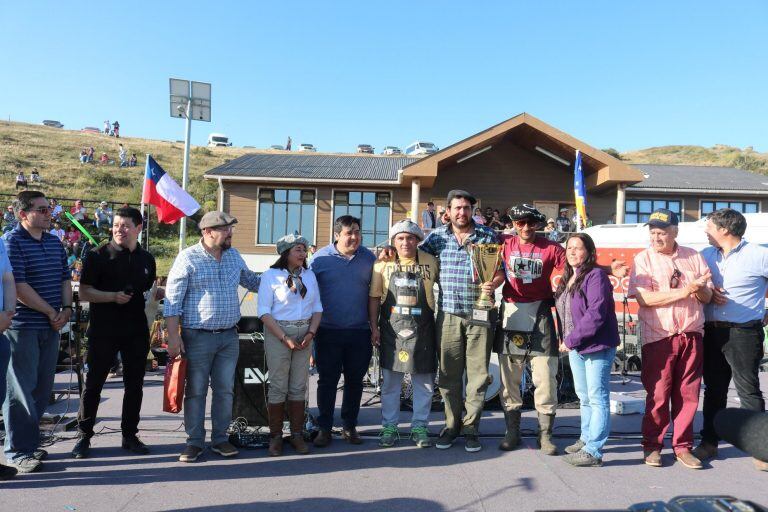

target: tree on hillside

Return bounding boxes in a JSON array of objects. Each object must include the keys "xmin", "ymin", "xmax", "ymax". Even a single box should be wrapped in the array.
[{"xmin": 601, "ymin": 148, "xmax": 623, "ymax": 160}]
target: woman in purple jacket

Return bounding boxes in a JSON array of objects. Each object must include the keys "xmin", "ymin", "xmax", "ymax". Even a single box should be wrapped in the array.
[{"xmin": 555, "ymin": 233, "xmax": 620, "ymax": 467}]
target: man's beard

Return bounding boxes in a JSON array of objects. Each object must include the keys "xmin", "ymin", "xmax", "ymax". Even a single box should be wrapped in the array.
[{"xmin": 220, "ymin": 239, "xmax": 232, "ymax": 251}]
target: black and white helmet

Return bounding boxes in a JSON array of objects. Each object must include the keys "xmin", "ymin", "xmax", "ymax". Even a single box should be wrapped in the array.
[{"xmin": 509, "ymin": 204, "xmax": 547, "ymax": 224}]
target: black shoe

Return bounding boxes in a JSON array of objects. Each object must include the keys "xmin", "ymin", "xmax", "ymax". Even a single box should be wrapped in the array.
[
  {"xmin": 0, "ymin": 463, "xmax": 18, "ymax": 480},
  {"xmin": 72, "ymin": 437, "xmax": 91, "ymax": 459},
  {"xmin": 179, "ymin": 445, "xmax": 203, "ymax": 463},
  {"xmin": 121, "ymin": 436, "xmax": 149, "ymax": 455},
  {"xmin": 435, "ymin": 428, "xmax": 458, "ymax": 450}
]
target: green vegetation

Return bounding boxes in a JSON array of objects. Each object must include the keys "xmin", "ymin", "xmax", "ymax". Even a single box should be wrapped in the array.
[{"xmin": 0, "ymin": 121, "xmax": 252, "ymax": 273}]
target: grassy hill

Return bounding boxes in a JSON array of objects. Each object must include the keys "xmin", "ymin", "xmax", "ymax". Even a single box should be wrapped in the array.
[
  {"xmin": 2, "ymin": 120, "xmax": 767, "ymax": 272},
  {"xmin": 609, "ymin": 144, "xmax": 768, "ymax": 172},
  {"xmin": 0, "ymin": 121, "xmax": 254, "ymax": 273}
]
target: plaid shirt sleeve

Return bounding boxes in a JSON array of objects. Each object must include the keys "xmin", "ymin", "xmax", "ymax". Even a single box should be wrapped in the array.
[
  {"xmin": 419, "ymin": 229, "xmax": 444, "ymax": 257},
  {"xmin": 237, "ymin": 252, "xmax": 261, "ymax": 291},
  {"xmin": 163, "ymin": 250, "xmax": 191, "ymax": 318}
]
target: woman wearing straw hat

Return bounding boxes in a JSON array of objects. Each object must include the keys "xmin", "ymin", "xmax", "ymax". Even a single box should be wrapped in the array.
[{"xmin": 258, "ymin": 234, "xmax": 323, "ymax": 456}]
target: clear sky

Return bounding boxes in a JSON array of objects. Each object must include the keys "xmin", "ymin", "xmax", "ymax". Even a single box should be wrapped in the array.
[{"xmin": 2, "ymin": 1, "xmax": 767, "ymax": 152}]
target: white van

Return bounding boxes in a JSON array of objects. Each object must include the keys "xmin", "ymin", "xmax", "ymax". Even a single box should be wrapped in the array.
[
  {"xmin": 404, "ymin": 141, "xmax": 438, "ymax": 156},
  {"xmin": 207, "ymin": 133, "xmax": 232, "ymax": 147}
]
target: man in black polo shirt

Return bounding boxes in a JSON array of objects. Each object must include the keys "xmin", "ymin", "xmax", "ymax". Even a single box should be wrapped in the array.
[{"xmin": 72, "ymin": 207, "xmax": 157, "ymax": 458}]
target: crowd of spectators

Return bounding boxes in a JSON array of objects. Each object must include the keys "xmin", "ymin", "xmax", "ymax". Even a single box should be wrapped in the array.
[
  {"xmin": 422, "ymin": 203, "xmax": 594, "ymax": 242},
  {"xmin": 0, "ymin": 197, "xmax": 124, "ymax": 282}
]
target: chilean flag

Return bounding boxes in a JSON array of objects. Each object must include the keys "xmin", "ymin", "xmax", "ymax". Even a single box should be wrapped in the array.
[{"xmin": 142, "ymin": 155, "xmax": 200, "ymax": 224}]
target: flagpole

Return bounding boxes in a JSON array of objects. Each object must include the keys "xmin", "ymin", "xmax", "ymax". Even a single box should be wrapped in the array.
[
  {"xmin": 139, "ymin": 154, "xmax": 148, "ymax": 246},
  {"xmin": 179, "ymin": 99, "xmax": 192, "ymax": 252}
]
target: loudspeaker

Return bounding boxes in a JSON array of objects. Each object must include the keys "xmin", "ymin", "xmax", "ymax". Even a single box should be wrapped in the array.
[{"xmin": 232, "ymin": 333, "xmax": 269, "ymax": 427}]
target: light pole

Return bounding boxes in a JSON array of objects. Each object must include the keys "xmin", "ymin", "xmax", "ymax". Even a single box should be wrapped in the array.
[{"xmin": 170, "ymin": 78, "xmax": 211, "ymax": 251}]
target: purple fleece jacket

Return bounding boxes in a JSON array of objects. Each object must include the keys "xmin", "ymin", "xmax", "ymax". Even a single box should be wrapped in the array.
[{"xmin": 562, "ymin": 267, "xmax": 620, "ymax": 354}]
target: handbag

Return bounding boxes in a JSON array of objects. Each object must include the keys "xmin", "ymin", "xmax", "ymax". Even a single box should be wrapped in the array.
[{"xmin": 163, "ymin": 356, "xmax": 187, "ymax": 413}]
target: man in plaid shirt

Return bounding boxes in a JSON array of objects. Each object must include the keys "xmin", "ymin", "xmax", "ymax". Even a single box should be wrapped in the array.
[
  {"xmin": 164, "ymin": 211, "xmax": 261, "ymax": 463},
  {"xmin": 419, "ymin": 189, "xmax": 504, "ymax": 452}
]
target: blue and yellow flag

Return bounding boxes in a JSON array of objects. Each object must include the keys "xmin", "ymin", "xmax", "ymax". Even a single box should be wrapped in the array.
[{"xmin": 573, "ymin": 150, "xmax": 587, "ymax": 231}]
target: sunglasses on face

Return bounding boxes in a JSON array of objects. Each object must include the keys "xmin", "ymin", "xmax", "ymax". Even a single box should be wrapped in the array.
[
  {"xmin": 514, "ymin": 220, "xmax": 538, "ymax": 228},
  {"xmin": 27, "ymin": 206, "xmax": 51, "ymax": 214},
  {"xmin": 670, "ymin": 268, "xmax": 682, "ymax": 289}
]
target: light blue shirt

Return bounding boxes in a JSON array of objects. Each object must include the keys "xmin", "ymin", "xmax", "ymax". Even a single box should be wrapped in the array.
[
  {"xmin": 164, "ymin": 242, "xmax": 261, "ymax": 330},
  {"xmin": 701, "ymin": 239, "xmax": 768, "ymax": 324}
]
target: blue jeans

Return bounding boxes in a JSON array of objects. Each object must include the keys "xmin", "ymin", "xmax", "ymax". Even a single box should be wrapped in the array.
[
  {"xmin": 315, "ymin": 328, "xmax": 372, "ymax": 431},
  {"xmin": 3, "ymin": 328, "xmax": 60, "ymax": 461},
  {"xmin": 569, "ymin": 347, "xmax": 616, "ymax": 459},
  {"xmin": 381, "ymin": 369, "xmax": 434, "ymax": 429},
  {"xmin": 0, "ymin": 334, "xmax": 9, "ymax": 411},
  {"xmin": 182, "ymin": 328, "xmax": 239, "ymax": 448}
]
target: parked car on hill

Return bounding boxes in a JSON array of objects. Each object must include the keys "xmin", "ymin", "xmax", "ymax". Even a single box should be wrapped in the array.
[
  {"xmin": 381, "ymin": 146, "xmax": 402, "ymax": 155},
  {"xmin": 404, "ymin": 141, "xmax": 438, "ymax": 156},
  {"xmin": 81, "ymin": 126, "xmax": 101, "ymax": 134},
  {"xmin": 298, "ymin": 143, "xmax": 317, "ymax": 152},
  {"xmin": 208, "ymin": 133, "xmax": 232, "ymax": 147},
  {"xmin": 42, "ymin": 120, "xmax": 64, "ymax": 128},
  {"xmin": 357, "ymin": 144, "xmax": 374, "ymax": 154},
  {"xmin": 268, "ymin": 145, "xmax": 284, "ymax": 150}
]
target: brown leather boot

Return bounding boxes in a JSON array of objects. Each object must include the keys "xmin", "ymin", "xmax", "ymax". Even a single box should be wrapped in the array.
[
  {"xmin": 287, "ymin": 400, "xmax": 309, "ymax": 455},
  {"xmin": 268, "ymin": 402, "xmax": 285, "ymax": 457}
]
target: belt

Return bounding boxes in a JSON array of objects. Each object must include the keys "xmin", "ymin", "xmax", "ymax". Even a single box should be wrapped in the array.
[
  {"xmin": 276, "ymin": 319, "xmax": 311, "ymax": 326},
  {"xmin": 187, "ymin": 326, "xmax": 236, "ymax": 334},
  {"xmin": 705, "ymin": 320, "xmax": 762, "ymax": 329}
]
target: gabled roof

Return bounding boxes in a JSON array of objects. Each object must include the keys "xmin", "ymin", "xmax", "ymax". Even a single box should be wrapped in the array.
[
  {"xmin": 629, "ymin": 164, "xmax": 768, "ymax": 193},
  {"xmin": 204, "ymin": 153, "xmax": 418, "ymax": 183},
  {"xmin": 402, "ymin": 113, "xmax": 645, "ymax": 190}
]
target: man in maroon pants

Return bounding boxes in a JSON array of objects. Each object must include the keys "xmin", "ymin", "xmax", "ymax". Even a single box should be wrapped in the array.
[{"xmin": 628, "ymin": 209, "xmax": 712, "ymax": 469}]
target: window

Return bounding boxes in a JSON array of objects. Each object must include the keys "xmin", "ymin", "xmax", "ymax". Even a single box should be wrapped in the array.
[
  {"xmin": 333, "ymin": 191, "xmax": 391, "ymax": 247},
  {"xmin": 701, "ymin": 200, "xmax": 758, "ymax": 216},
  {"xmin": 625, "ymin": 199, "xmax": 681, "ymax": 224},
  {"xmin": 258, "ymin": 189, "xmax": 315, "ymax": 244}
]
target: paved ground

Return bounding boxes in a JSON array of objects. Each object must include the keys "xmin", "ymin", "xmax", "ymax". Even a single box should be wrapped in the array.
[{"xmin": 1, "ymin": 370, "xmax": 766, "ymax": 512}]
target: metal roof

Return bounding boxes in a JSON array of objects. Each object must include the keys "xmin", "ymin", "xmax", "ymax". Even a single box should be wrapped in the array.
[
  {"xmin": 205, "ymin": 154, "xmax": 768, "ymax": 194},
  {"xmin": 629, "ymin": 164, "xmax": 768, "ymax": 192},
  {"xmin": 205, "ymin": 153, "xmax": 419, "ymax": 181}
]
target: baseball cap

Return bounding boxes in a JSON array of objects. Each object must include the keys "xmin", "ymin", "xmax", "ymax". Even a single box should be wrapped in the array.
[{"xmin": 646, "ymin": 208, "xmax": 679, "ymax": 229}]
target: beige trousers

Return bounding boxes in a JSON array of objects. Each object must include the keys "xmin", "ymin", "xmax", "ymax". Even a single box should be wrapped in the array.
[
  {"xmin": 263, "ymin": 320, "xmax": 313, "ymax": 403},
  {"xmin": 499, "ymin": 354, "xmax": 559, "ymax": 415}
]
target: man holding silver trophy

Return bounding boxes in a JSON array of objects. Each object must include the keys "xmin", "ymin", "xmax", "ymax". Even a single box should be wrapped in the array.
[{"xmin": 419, "ymin": 189, "xmax": 505, "ymax": 453}]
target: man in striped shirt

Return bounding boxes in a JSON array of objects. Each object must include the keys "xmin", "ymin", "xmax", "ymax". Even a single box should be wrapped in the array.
[
  {"xmin": 164, "ymin": 211, "xmax": 261, "ymax": 463},
  {"xmin": 3, "ymin": 191, "xmax": 71, "ymax": 474}
]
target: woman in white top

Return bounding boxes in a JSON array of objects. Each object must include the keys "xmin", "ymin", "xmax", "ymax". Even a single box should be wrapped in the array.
[{"xmin": 257, "ymin": 234, "xmax": 322, "ymax": 457}]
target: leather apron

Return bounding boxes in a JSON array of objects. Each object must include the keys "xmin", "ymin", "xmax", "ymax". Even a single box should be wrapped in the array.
[
  {"xmin": 379, "ymin": 255, "xmax": 437, "ymax": 374},
  {"xmin": 494, "ymin": 299, "xmax": 558, "ymax": 357}
]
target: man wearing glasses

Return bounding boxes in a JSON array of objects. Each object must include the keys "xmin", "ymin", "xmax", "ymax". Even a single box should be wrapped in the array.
[
  {"xmin": 628, "ymin": 208, "xmax": 712, "ymax": 469},
  {"xmin": 3, "ymin": 191, "xmax": 71, "ymax": 473},
  {"xmin": 164, "ymin": 211, "xmax": 261, "ymax": 463}
]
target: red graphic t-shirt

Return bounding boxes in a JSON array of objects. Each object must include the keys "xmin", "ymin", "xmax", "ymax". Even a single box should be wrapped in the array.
[{"xmin": 500, "ymin": 234, "xmax": 565, "ymax": 303}]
